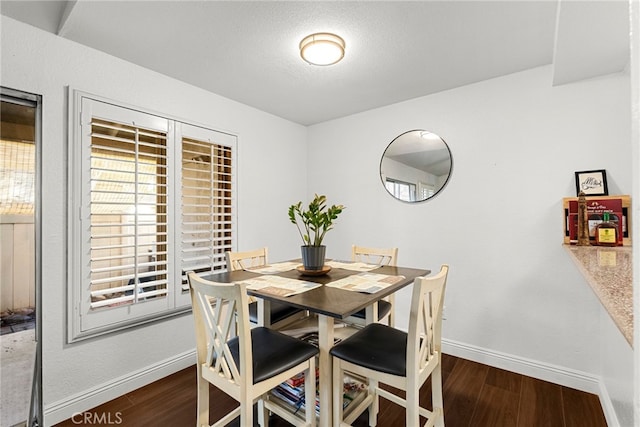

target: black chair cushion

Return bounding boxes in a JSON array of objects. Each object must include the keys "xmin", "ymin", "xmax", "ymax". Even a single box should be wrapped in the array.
[
  {"xmin": 350, "ymin": 300, "xmax": 392, "ymax": 321},
  {"xmin": 330, "ymin": 323, "xmax": 407, "ymax": 376},
  {"xmin": 228, "ymin": 327, "xmax": 319, "ymax": 384},
  {"xmin": 248, "ymin": 300, "xmax": 304, "ymax": 324}
]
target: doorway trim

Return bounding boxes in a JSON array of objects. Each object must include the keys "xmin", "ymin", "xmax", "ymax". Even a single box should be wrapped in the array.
[{"xmin": 1, "ymin": 86, "xmax": 43, "ymax": 427}]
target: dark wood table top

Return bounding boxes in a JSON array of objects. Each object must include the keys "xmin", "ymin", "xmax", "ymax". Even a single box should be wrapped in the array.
[{"xmin": 203, "ymin": 263, "xmax": 430, "ymax": 320}]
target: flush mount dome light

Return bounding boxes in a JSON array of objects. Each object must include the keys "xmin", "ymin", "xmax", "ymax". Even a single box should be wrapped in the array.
[{"xmin": 299, "ymin": 32, "xmax": 345, "ymax": 66}]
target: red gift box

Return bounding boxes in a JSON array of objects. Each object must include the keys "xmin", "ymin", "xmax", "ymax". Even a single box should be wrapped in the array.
[{"xmin": 563, "ymin": 196, "xmax": 630, "ymax": 246}]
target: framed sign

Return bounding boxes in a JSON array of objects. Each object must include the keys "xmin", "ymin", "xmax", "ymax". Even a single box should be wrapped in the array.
[{"xmin": 575, "ymin": 169, "xmax": 608, "ymax": 196}]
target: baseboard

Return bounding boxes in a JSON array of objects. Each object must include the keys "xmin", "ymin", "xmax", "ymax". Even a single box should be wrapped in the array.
[
  {"xmin": 442, "ymin": 338, "xmax": 620, "ymax": 427},
  {"xmin": 595, "ymin": 376, "xmax": 622, "ymax": 427},
  {"xmin": 43, "ymin": 350, "xmax": 195, "ymax": 426},
  {"xmin": 43, "ymin": 341, "xmax": 621, "ymax": 426}
]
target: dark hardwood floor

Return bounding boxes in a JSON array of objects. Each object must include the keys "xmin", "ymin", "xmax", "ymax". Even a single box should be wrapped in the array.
[{"xmin": 54, "ymin": 354, "xmax": 607, "ymax": 427}]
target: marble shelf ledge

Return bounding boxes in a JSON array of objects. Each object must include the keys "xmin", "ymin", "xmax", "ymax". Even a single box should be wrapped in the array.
[{"xmin": 564, "ymin": 245, "xmax": 633, "ymax": 347}]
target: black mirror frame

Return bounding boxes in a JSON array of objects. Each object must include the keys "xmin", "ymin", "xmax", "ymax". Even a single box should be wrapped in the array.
[{"xmin": 379, "ymin": 129, "xmax": 453, "ymax": 203}]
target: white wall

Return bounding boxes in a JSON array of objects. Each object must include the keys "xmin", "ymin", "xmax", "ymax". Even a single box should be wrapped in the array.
[
  {"xmin": 307, "ymin": 65, "xmax": 634, "ymax": 424},
  {"xmin": 1, "ymin": 16, "xmax": 308, "ymax": 425},
  {"xmin": 600, "ymin": 303, "xmax": 634, "ymax": 426}
]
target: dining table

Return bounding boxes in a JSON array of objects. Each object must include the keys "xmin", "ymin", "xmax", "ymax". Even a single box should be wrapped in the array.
[{"xmin": 203, "ymin": 259, "xmax": 430, "ymax": 427}]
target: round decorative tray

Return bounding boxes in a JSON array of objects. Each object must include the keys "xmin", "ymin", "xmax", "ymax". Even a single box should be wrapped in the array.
[{"xmin": 296, "ymin": 265, "xmax": 332, "ymax": 276}]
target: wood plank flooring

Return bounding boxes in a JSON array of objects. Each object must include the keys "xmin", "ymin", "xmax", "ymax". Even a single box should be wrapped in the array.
[{"xmin": 54, "ymin": 354, "xmax": 607, "ymax": 427}]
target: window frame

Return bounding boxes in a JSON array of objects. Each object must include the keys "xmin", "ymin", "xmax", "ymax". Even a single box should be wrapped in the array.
[
  {"xmin": 67, "ymin": 89, "xmax": 237, "ymax": 342},
  {"xmin": 385, "ymin": 177, "xmax": 417, "ymax": 202}
]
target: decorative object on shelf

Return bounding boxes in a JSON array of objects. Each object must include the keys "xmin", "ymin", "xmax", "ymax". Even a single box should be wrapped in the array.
[
  {"xmin": 563, "ymin": 195, "xmax": 631, "ymax": 246},
  {"xmin": 575, "ymin": 169, "xmax": 608, "ymax": 196},
  {"xmin": 288, "ymin": 194, "xmax": 345, "ymax": 270},
  {"xmin": 577, "ymin": 191, "xmax": 590, "ymax": 246},
  {"xmin": 595, "ymin": 212, "xmax": 619, "ymax": 246}
]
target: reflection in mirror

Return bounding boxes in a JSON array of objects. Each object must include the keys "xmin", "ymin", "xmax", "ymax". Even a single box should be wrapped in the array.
[{"xmin": 380, "ymin": 130, "xmax": 452, "ymax": 202}]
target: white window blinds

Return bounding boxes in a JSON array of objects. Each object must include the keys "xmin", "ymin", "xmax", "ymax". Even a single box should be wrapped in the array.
[
  {"xmin": 180, "ymin": 131, "xmax": 234, "ymax": 292},
  {"xmin": 69, "ymin": 92, "xmax": 236, "ymax": 341},
  {"xmin": 88, "ymin": 118, "xmax": 169, "ymax": 309}
]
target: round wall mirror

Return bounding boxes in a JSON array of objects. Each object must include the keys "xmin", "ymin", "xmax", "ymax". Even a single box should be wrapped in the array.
[{"xmin": 380, "ymin": 130, "xmax": 452, "ymax": 202}]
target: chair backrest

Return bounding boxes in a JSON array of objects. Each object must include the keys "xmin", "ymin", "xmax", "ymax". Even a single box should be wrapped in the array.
[
  {"xmin": 188, "ymin": 271, "xmax": 252, "ymax": 394},
  {"xmin": 351, "ymin": 245, "xmax": 398, "ymax": 266},
  {"xmin": 407, "ymin": 265, "xmax": 448, "ymax": 379},
  {"xmin": 226, "ymin": 247, "xmax": 268, "ymax": 272}
]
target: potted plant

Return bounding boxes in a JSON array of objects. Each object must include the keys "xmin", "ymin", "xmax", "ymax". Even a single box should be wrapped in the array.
[{"xmin": 288, "ymin": 194, "xmax": 345, "ymax": 270}]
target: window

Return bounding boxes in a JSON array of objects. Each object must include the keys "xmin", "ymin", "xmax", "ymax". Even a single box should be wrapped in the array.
[
  {"xmin": 68, "ymin": 91, "xmax": 236, "ymax": 341},
  {"xmin": 417, "ymin": 181, "xmax": 435, "ymax": 200},
  {"xmin": 179, "ymin": 125, "xmax": 234, "ymax": 292},
  {"xmin": 385, "ymin": 178, "xmax": 416, "ymax": 202},
  {"xmin": 0, "ymin": 103, "xmax": 35, "ymax": 215}
]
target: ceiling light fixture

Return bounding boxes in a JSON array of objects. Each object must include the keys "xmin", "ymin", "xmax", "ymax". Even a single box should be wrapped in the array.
[{"xmin": 299, "ymin": 32, "xmax": 345, "ymax": 66}]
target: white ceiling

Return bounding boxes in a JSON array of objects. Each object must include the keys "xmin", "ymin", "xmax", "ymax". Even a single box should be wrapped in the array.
[{"xmin": 1, "ymin": 1, "xmax": 630, "ymax": 126}]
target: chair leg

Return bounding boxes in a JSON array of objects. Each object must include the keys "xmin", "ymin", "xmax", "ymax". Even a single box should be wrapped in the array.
[
  {"xmin": 332, "ymin": 359, "xmax": 344, "ymax": 427},
  {"xmin": 196, "ymin": 372, "xmax": 209, "ymax": 427},
  {"xmin": 406, "ymin": 382, "xmax": 420, "ymax": 427},
  {"xmin": 241, "ymin": 400, "xmax": 253, "ymax": 427},
  {"xmin": 258, "ymin": 399, "xmax": 269, "ymax": 427},
  {"xmin": 368, "ymin": 379, "xmax": 378, "ymax": 427},
  {"xmin": 305, "ymin": 360, "xmax": 317, "ymax": 427},
  {"xmin": 432, "ymin": 364, "xmax": 445, "ymax": 427}
]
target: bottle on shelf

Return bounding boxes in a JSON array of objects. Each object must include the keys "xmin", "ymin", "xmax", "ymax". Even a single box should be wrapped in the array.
[
  {"xmin": 595, "ymin": 212, "xmax": 619, "ymax": 247},
  {"xmin": 587, "ymin": 213, "xmax": 602, "ymax": 240}
]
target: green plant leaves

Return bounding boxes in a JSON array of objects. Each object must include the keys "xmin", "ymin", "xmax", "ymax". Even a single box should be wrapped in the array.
[{"xmin": 288, "ymin": 194, "xmax": 345, "ymax": 246}]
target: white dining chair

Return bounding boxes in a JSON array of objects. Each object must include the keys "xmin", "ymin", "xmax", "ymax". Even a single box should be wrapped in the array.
[
  {"xmin": 188, "ymin": 271, "xmax": 318, "ymax": 427},
  {"xmin": 226, "ymin": 247, "xmax": 269, "ymax": 271},
  {"xmin": 226, "ymin": 247, "xmax": 306, "ymax": 329},
  {"xmin": 342, "ymin": 245, "xmax": 398, "ymax": 327},
  {"xmin": 330, "ymin": 264, "xmax": 449, "ymax": 427}
]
